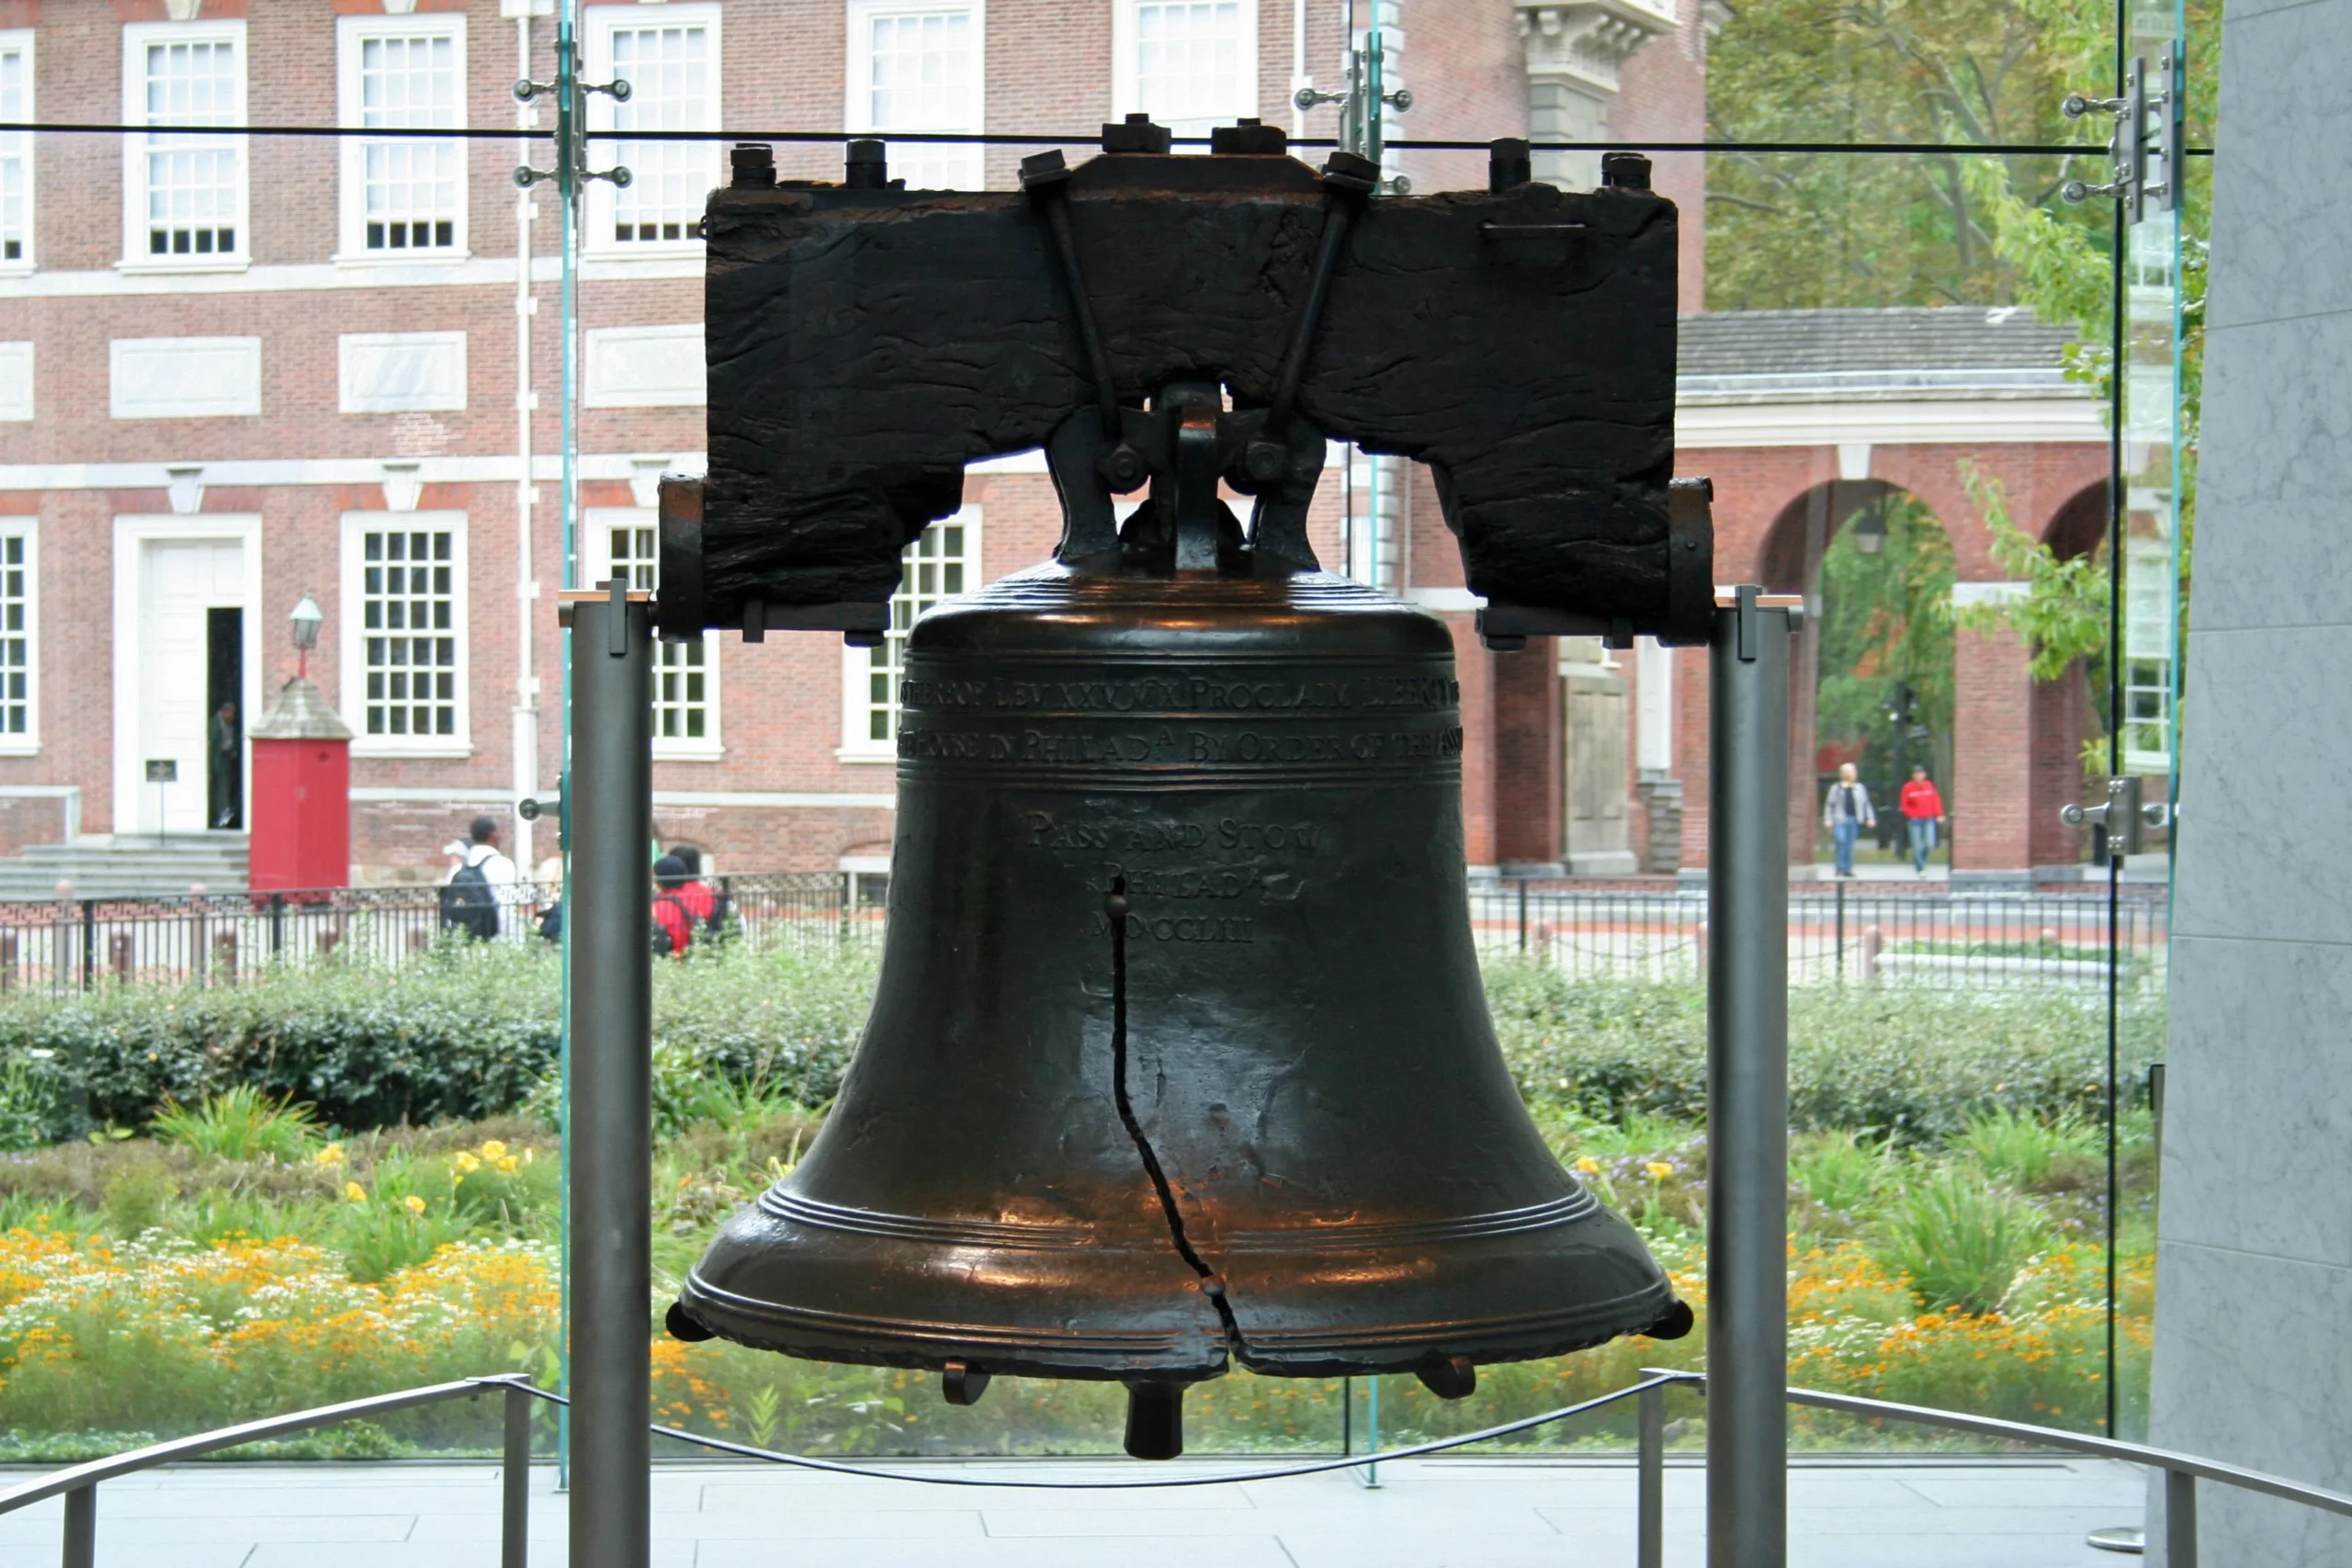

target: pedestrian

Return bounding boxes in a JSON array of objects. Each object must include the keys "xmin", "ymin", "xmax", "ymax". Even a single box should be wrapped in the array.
[
  {"xmin": 665, "ymin": 845, "xmax": 734, "ymax": 945},
  {"xmin": 1897, "ymin": 763, "xmax": 1947, "ymax": 875},
  {"xmin": 651, "ymin": 854, "xmax": 695, "ymax": 956},
  {"xmin": 209, "ymin": 700, "xmax": 241, "ymax": 829},
  {"xmin": 440, "ymin": 815, "xmax": 517, "ymax": 941},
  {"xmin": 1823, "ymin": 762, "xmax": 1876, "ymax": 878}
]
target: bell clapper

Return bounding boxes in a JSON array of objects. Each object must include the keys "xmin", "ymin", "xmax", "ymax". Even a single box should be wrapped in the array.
[
  {"xmin": 1416, "ymin": 1355, "xmax": 1477, "ymax": 1401},
  {"xmin": 941, "ymin": 1359, "xmax": 992, "ymax": 1406},
  {"xmin": 1123, "ymin": 1381, "xmax": 1187, "ymax": 1461}
]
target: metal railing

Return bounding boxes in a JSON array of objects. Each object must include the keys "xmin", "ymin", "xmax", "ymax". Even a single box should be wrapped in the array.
[
  {"xmin": 0, "ymin": 873, "xmax": 876, "ymax": 990},
  {"xmin": 0, "ymin": 873, "xmax": 2158, "ymax": 994},
  {"xmin": 7, "ymin": 1370, "xmax": 2346, "ymax": 1568},
  {"xmin": 1467, "ymin": 878, "xmax": 2168, "ymax": 991}
]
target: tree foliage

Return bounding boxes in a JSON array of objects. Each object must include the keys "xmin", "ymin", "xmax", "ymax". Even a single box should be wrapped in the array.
[
  {"xmin": 1814, "ymin": 497, "xmax": 1957, "ymax": 786},
  {"xmin": 1703, "ymin": 0, "xmax": 2115, "ymax": 310}
]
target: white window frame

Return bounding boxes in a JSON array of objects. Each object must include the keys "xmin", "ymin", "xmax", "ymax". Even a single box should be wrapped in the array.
[
  {"xmin": 839, "ymin": 507, "xmax": 981, "ymax": 761},
  {"xmin": 334, "ymin": 14, "xmax": 469, "ymax": 266},
  {"xmin": 340, "ymin": 511, "xmax": 471, "ymax": 758},
  {"xmin": 584, "ymin": 507, "xmax": 723, "ymax": 760},
  {"xmin": 0, "ymin": 519, "xmax": 40, "ymax": 754},
  {"xmin": 843, "ymin": 0, "xmax": 986, "ymax": 192},
  {"xmin": 120, "ymin": 20, "xmax": 249, "ymax": 274},
  {"xmin": 582, "ymin": 4, "xmax": 721, "ymax": 261},
  {"xmin": 1112, "ymin": 0, "xmax": 1260, "ymax": 143},
  {"xmin": 0, "ymin": 32, "xmax": 35, "ymax": 275}
]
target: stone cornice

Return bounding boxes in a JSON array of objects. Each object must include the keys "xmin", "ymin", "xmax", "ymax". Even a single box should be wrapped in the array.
[{"xmin": 1518, "ymin": 0, "xmax": 1680, "ymax": 96}]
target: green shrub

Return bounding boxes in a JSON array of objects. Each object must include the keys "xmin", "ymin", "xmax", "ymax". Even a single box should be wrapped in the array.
[
  {"xmin": 1487, "ymin": 961, "xmax": 2159, "ymax": 1142},
  {"xmin": 1877, "ymin": 1167, "xmax": 2052, "ymax": 1314},
  {"xmin": 0, "ymin": 945, "xmax": 2153, "ymax": 1148},
  {"xmin": 1953, "ymin": 1107, "xmax": 2100, "ymax": 1188},
  {"xmin": 1791, "ymin": 1130, "xmax": 1891, "ymax": 1216},
  {"xmin": 0, "ymin": 942, "xmax": 876, "ymax": 1141},
  {"xmin": 151, "ymin": 1085, "xmax": 320, "ymax": 1162}
]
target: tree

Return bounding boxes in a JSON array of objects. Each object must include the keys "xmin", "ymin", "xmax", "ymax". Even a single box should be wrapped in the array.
[
  {"xmin": 1703, "ymin": 0, "xmax": 2113, "ymax": 310},
  {"xmin": 1814, "ymin": 495, "xmax": 1958, "ymax": 804}
]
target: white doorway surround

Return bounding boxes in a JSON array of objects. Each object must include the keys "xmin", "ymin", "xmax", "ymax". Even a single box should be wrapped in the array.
[{"xmin": 112, "ymin": 515, "xmax": 261, "ymax": 839}]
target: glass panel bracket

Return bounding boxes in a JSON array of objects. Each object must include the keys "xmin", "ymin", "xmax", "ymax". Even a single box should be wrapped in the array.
[{"xmin": 2060, "ymin": 43, "xmax": 2186, "ymax": 223}]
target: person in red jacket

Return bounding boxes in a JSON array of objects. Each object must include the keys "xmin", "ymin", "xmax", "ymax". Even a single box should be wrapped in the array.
[
  {"xmin": 651, "ymin": 854, "xmax": 695, "ymax": 955},
  {"xmin": 1898, "ymin": 764, "xmax": 1947, "ymax": 875}
]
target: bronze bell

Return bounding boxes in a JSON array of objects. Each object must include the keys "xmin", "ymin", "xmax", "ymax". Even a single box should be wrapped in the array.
[{"xmin": 672, "ymin": 387, "xmax": 1689, "ymax": 1460}]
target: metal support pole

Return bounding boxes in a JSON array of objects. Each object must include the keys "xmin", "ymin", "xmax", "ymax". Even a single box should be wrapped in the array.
[
  {"xmin": 2162, "ymin": 1470, "xmax": 2198, "ymax": 1568},
  {"xmin": 564, "ymin": 588, "xmax": 651, "ymax": 1568},
  {"xmin": 1708, "ymin": 586, "xmax": 1794, "ymax": 1568},
  {"xmin": 1637, "ymin": 1381, "xmax": 1665, "ymax": 1568},
  {"xmin": 61, "ymin": 1484, "xmax": 93, "ymax": 1568},
  {"xmin": 503, "ymin": 1382, "xmax": 535, "ymax": 1568}
]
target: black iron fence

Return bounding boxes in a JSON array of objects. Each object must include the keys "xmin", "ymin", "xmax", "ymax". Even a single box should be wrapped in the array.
[
  {"xmin": 1464, "ymin": 879, "xmax": 2168, "ymax": 992},
  {"xmin": 0, "ymin": 873, "xmax": 2161, "ymax": 994},
  {"xmin": 0, "ymin": 872, "xmax": 876, "ymax": 992}
]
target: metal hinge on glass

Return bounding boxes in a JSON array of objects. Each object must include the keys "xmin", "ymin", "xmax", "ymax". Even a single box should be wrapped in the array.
[
  {"xmin": 2061, "ymin": 775, "xmax": 2171, "ymax": 861},
  {"xmin": 518, "ymin": 784, "xmax": 566, "ymax": 852},
  {"xmin": 2059, "ymin": 44, "xmax": 2184, "ymax": 223}
]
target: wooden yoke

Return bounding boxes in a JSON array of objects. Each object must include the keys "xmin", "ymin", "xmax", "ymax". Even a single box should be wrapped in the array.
[{"xmin": 662, "ymin": 121, "xmax": 1711, "ymax": 648}]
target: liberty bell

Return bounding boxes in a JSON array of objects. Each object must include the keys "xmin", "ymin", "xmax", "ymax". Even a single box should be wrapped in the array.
[{"xmin": 662, "ymin": 124, "xmax": 1711, "ymax": 1458}]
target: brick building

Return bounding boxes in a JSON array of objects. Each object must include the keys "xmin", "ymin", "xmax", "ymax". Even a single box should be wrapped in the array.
[{"xmin": 0, "ymin": 0, "xmax": 2106, "ymax": 889}]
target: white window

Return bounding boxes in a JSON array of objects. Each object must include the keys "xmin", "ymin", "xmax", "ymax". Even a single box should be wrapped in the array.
[
  {"xmin": 122, "ymin": 22, "xmax": 247, "ymax": 268},
  {"xmin": 0, "ymin": 33, "xmax": 33, "ymax": 269},
  {"xmin": 588, "ymin": 509, "xmax": 720, "ymax": 758},
  {"xmin": 585, "ymin": 5, "xmax": 719, "ymax": 254},
  {"xmin": 342, "ymin": 514, "xmax": 469, "ymax": 754},
  {"xmin": 1114, "ymin": 0, "xmax": 1258, "ymax": 142},
  {"xmin": 840, "ymin": 509, "xmax": 979, "ymax": 759},
  {"xmin": 845, "ymin": 1, "xmax": 984, "ymax": 191},
  {"xmin": 0, "ymin": 522, "xmax": 38, "ymax": 751},
  {"xmin": 338, "ymin": 16, "xmax": 467, "ymax": 261}
]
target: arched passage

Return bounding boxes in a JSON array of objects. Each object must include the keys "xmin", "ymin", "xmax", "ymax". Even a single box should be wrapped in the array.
[
  {"xmin": 1755, "ymin": 480, "xmax": 1957, "ymax": 874},
  {"xmin": 2024, "ymin": 481, "xmax": 2107, "ymax": 870}
]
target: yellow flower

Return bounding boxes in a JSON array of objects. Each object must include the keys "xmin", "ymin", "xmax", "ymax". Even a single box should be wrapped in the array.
[
  {"xmin": 344, "ymin": 1181, "xmax": 368, "ymax": 1203},
  {"xmin": 454, "ymin": 1152, "xmax": 482, "ymax": 1174},
  {"xmin": 1644, "ymin": 1161, "xmax": 1674, "ymax": 1181},
  {"xmin": 404, "ymin": 1194, "xmax": 428, "ymax": 1215},
  {"xmin": 1574, "ymin": 1156, "xmax": 1601, "ymax": 1176},
  {"xmin": 480, "ymin": 1140, "xmax": 508, "ymax": 1161},
  {"xmin": 314, "ymin": 1143, "xmax": 345, "ymax": 1167},
  {"xmin": 494, "ymin": 1156, "xmax": 520, "ymax": 1174}
]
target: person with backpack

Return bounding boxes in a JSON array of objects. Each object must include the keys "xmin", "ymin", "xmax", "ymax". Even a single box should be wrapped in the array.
[
  {"xmin": 441, "ymin": 815, "xmax": 517, "ymax": 941},
  {"xmin": 666, "ymin": 844, "xmax": 733, "ymax": 944},
  {"xmin": 651, "ymin": 854, "xmax": 696, "ymax": 956}
]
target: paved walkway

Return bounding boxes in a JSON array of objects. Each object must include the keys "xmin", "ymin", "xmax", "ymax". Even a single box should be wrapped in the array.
[{"xmin": 0, "ymin": 1454, "xmax": 2145, "ymax": 1567}]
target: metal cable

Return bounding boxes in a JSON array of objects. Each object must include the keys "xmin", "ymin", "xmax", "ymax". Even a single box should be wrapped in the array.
[
  {"xmin": 487, "ymin": 1374, "xmax": 1681, "ymax": 1489},
  {"xmin": 0, "ymin": 120, "xmax": 2213, "ymax": 156}
]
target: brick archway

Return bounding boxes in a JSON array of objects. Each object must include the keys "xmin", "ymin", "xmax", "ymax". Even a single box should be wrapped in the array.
[{"xmin": 1670, "ymin": 443, "xmax": 2108, "ymax": 876}]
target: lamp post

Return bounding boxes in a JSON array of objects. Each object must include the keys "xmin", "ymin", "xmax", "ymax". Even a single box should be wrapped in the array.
[
  {"xmin": 289, "ymin": 592, "xmax": 323, "ymax": 680},
  {"xmin": 1851, "ymin": 505, "xmax": 1887, "ymax": 556}
]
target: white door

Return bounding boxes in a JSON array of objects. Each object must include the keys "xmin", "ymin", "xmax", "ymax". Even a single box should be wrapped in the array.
[{"xmin": 137, "ymin": 538, "xmax": 244, "ymax": 836}]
